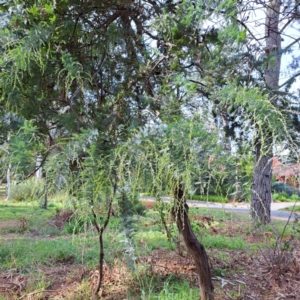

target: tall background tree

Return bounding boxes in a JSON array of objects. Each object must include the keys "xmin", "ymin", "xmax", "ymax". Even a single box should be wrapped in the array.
[{"xmin": 152, "ymin": 0, "xmax": 300, "ymax": 224}]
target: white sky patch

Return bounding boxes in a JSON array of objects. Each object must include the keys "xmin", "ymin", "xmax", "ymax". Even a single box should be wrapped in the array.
[{"xmin": 242, "ymin": 3, "xmax": 300, "ymax": 94}]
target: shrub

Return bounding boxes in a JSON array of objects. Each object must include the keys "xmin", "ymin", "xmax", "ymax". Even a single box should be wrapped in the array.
[
  {"xmin": 290, "ymin": 194, "xmax": 299, "ymax": 202},
  {"xmin": 279, "ymin": 192, "xmax": 289, "ymax": 201},
  {"xmin": 64, "ymin": 213, "xmax": 91, "ymax": 234},
  {"xmin": 118, "ymin": 191, "xmax": 146, "ymax": 216},
  {"xmin": 273, "ymin": 193, "xmax": 281, "ymax": 201},
  {"xmin": 10, "ymin": 178, "xmax": 45, "ymax": 202},
  {"xmin": 272, "ymin": 182, "xmax": 300, "ymax": 197}
]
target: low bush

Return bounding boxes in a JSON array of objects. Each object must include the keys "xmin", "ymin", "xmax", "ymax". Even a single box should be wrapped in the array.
[
  {"xmin": 10, "ymin": 178, "xmax": 45, "ymax": 202},
  {"xmin": 272, "ymin": 182, "xmax": 300, "ymax": 196},
  {"xmin": 272, "ymin": 191, "xmax": 300, "ymax": 202},
  {"xmin": 290, "ymin": 194, "xmax": 300, "ymax": 202},
  {"xmin": 64, "ymin": 214, "xmax": 92, "ymax": 234}
]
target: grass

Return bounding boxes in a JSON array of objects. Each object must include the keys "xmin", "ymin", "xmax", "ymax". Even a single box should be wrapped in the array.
[
  {"xmin": 280, "ymin": 204, "xmax": 300, "ymax": 212},
  {"xmin": 189, "ymin": 207, "xmax": 250, "ymax": 222},
  {"xmin": 0, "ymin": 201, "xmax": 62, "ymax": 237},
  {"xmin": 0, "ymin": 201, "xmax": 56, "ymax": 220},
  {"xmin": 0, "ymin": 198, "xmax": 297, "ymax": 300},
  {"xmin": 187, "ymin": 194, "xmax": 228, "ymax": 203},
  {"xmin": 201, "ymin": 234, "xmax": 247, "ymax": 250},
  {"xmin": 0, "ymin": 236, "xmax": 95, "ymax": 270},
  {"xmin": 128, "ymin": 275, "xmax": 200, "ymax": 299},
  {"xmin": 0, "ymin": 185, "xmax": 6, "ymax": 200}
]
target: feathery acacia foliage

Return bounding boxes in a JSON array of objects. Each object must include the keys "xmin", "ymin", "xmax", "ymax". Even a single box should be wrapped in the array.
[{"xmin": 1, "ymin": 0, "xmax": 300, "ymax": 298}]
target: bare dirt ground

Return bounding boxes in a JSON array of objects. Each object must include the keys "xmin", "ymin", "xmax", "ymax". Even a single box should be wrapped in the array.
[{"xmin": 0, "ymin": 201, "xmax": 299, "ymax": 299}]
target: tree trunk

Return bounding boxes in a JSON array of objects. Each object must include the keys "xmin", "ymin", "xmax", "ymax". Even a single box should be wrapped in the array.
[
  {"xmin": 172, "ymin": 183, "xmax": 214, "ymax": 300},
  {"xmin": 36, "ymin": 155, "xmax": 43, "ymax": 180},
  {"xmin": 6, "ymin": 163, "xmax": 11, "ymax": 201},
  {"xmin": 43, "ymin": 174, "xmax": 48, "ymax": 209},
  {"xmin": 251, "ymin": 0, "xmax": 281, "ymax": 224},
  {"xmin": 264, "ymin": 0, "xmax": 281, "ymax": 89},
  {"xmin": 251, "ymin": 142, "xmax": 272, "ymax": 224}
]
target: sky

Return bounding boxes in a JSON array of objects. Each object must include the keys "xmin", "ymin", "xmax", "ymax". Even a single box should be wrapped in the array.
[{"xmin": 245, "ymin": 2, "xmax": 300, "ymax": 94}]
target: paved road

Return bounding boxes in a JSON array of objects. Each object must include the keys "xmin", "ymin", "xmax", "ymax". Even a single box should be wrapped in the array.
[{"xmin": 141, "ymin": 196, "xmax": 299, "ymax": 220}]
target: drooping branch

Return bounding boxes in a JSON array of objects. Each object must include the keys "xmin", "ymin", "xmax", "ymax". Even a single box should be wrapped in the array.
[
  {"xmin": 278, "ymin": 71, "xmax": 300, "ymax": 89},
  {"xmin": 68, "ymin": 53, "xmax": 107, "ymax": 105},
  {"xmin": 282, "ymin": 36, "xmax": 300, "ymax": 53}
]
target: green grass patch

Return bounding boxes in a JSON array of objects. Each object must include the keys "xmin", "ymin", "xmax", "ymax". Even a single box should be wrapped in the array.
[
  {"xmin": 187, "ymin": 194, "xmax": 228, "ymax": 203},
  {"xmin": 0, "ymin": 201, "xmax": 56, "ymax": 221},
  {"xmin": 0, "ymin": 185, "xmax": 6, "ymax": 199},
  {"xmin": 201, "ymin": 234, "xmax": 246, "ymax": 250},
  {"xmin": 0, "ymin": 231, "xmax": 126, "ymax": 271},
  {"xmin": 0, "ymin": 201, "xmax": 61, "ymax": 236},
  {"xmin": 280, "ymin": 205, "xmax": 300, "ymax": 212},
  {"xmin": 135, "ymin": 230, "xmax": 176, "ymax": 253},
  {"xmin": 0, "ymin": 238, "xmax": 81, "ymax": 271},
  {"xmin": 273, "ymin": 192, "xmax": 300, "ymax": 202},
  {"xmin": 189, "ymin": 207, "xmax": 250, "ymax": 222},
  {"xmin": 128, "ymin": 272, "xmax": 199, "ymax": 300}
]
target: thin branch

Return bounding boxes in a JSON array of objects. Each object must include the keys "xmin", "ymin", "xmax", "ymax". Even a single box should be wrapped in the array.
[
  {"xmin": 283, "ymin": 109, "xmax": 300, "ymax": 115},
  {"xmin": 91, "ymin": 208, "xmax": 100, "ymax": 233},
  {"xmin": 279, "ymin": 16, "xmax": 295, "ymax": 34},
  {"xmin": 143, "ymin": 29, "xmax": 159, "ymax": 40},
  {"xmin": 236, "ymin": 18, "xmax": 266, "ymax": 43},
  {"xmin": 282, "ymin": 37, "xmax": 300, "ymax": 53},
  {"xmin": 189, "ymin": 79, "xmax": 207, "ymax": 87},
  {"xmin": 68, "ymin": 53, "xmax": 107, "ymax": 104},
  {"xmin": 25, "ymin": 152, "xmax": 49, "ymax": 179},
  {"xmin": 151, "ymin": 56, "xmax": 167, "ymax": 72},
  {"xmin": 91, "ymin": 173, "xmax": 118, "ymax": 298},
  {"xmin": 0, "ymin": 145, "xmax": 9, "ymax": 154},
  {"xmin": 278, "ymin": 71, "xmax": 300, "ymax": 89}
]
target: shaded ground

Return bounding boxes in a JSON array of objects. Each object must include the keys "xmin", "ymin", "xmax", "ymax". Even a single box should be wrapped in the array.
[{"xmin": 0, "ymin": 200, "xmax": 299, "ymax": 299}]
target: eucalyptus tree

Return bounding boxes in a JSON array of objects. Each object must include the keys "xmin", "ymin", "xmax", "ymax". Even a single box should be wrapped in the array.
[
  {"xmin": 233, "ymin": 0, "xmax": 300, "ymax": 224},
  {"xmin": 151, "ymin": 0, "xmax": 300, "ymax": 224}
]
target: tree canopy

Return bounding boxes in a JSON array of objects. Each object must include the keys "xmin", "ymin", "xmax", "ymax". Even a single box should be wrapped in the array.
[{"xmin": 1, "ymin": 1, "xmax": 300, "ymax": 298}]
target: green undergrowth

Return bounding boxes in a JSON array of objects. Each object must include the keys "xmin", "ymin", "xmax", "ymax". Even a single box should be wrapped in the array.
[
  {"xmin": 141, "ymin": 192, "xmax": 300, "ymax": 203},
  {"xmin": 280, "ymin": 205, "xmax": 300, "ymax": 212},
  {"xmin": 0, "ymin": 201, "xmax": 56, "ymax": 221},
  {"xmin": 0, "ymin": 231, "xmax": 128, "ymax": 271},
  {"xmin": 0, "ymin": 185, "xmax": 6, "ymax": 199},
  {"xmin": 187, "ymin": 194, "xmax": 228, "ymax": 203},
  {"xmin": 127, "ymin": 273, "xmax": 200, "ymax": 299},
  {"xmin": 0, "ymin": 199, "xmax": 295, "ymax": 299},
  {"xmin": 189, "ymin": 207, "xmax": 249, "ymax": 222}
]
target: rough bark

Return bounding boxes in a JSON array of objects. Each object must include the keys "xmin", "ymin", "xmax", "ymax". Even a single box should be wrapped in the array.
[
  {"xmin": 264, "ymin": 0, "xmax": 282, "ymax": 89},
  {"xmin": 251, "ymin": 142, "xmax": 272, "ymax": 224},
  {"xmin": 172, "ymin": 183, "xmax": 214, "ymax": 300},
  {"xmin": 251, "ymin": 0, "xmax": 282, "ymax": 224}
]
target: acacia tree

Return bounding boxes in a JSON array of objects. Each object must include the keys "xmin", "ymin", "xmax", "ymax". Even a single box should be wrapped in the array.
[
  {"xmin": 0, "ymin": 0, "xmax": 170, "ymax": 148},
  {"xmin": 115, "ymin": 116, "xmax": 225, "ymax": 299},
  {"xmin": 0, "ymin": 1, "xmax": 217, "ymax": 298}
]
